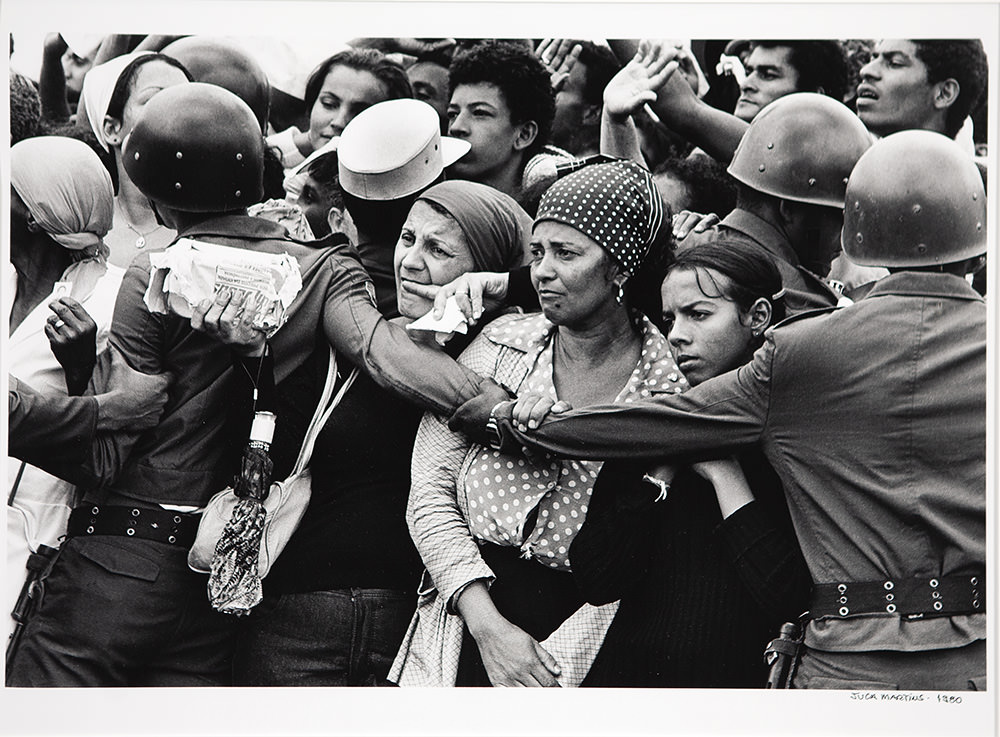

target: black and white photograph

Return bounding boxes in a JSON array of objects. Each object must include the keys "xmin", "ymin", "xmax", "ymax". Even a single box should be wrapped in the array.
[{"xmin": 1, "ymin": 1, "xmax": 996, "ymax": 735}]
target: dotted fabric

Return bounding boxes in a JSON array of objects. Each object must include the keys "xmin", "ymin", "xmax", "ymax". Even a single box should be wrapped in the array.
[
  {"xmin": 535, "ymin": 160, "xmax": 664, "ymax": 278},
  {"xmin": 463, "ymin": 315, "xmax": 686, "ymax": 569},
  {"xmin": 391, "ymin": 311, "xmax": 686, "ymax": 686}
]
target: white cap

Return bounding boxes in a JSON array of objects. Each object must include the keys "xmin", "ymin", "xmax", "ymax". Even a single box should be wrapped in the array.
[{"xmin": 337, "ymin": 99, "xmax": 470, "ymax": 201}]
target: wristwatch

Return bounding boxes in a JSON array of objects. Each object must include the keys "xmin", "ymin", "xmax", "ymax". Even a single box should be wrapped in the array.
[{"xmin": 486, "ymin": 400, "xmax": 510, "ymax": 450}]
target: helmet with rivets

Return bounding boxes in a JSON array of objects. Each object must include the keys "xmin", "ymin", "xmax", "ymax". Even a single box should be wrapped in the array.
[
  {"xmin": 842, "ymin": 130, "xmax": 986, "ymax": 267},
  {"xmin": 728, "ymin": 92, "xmax": 872, "ymax": 208},
  {"xmin": 123, "ymin": 82, "xmax": 264, "ymax": 213}
]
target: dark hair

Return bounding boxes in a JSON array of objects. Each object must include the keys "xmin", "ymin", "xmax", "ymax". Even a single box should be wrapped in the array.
[
  {"xmin": 105, "ymin": 54, "xmax": 192, "ymax": 123},
  {"xmin": 625, "ymin": 209, "xmax": 675, "ymax": 327},
  {"xmin": 303, "ymin": 150, "xmax": 346, "ymax": 211},
  {"xmin": 341, "ymin": 190, "xmax": 418, "ymax": 243},
  {"xmin": 261, "ymin": 144, "xmax": 287, "ymax": 202},
  {"xmin": 654, "ymin": 155, "xmax": 737, "ymax": 218},
  {"xmin": 667, "ymin": 240, "xmax": 786, "ymax": 326},
  {"xmin": 576, "ymin": 42, "xmax": 622, "ymax": 107},
  {"xmin": 412, "ymin": 48, "xmax": 454, "ymax": 70},
  {"xmin": 751, "ymin": 40, "xmax": 849, "ymax": 102},
  {"xmin": 10, "ymin": 71, "xmax": 41, "ymax": 144},
  {"xmin": 633, "ymin": 112, "xmax": 692, "ymax": 171},
  {"xmin": 303, "ymin": 48, "xmax": 412, "ymax": 111},
  {"xmin": 449, "ymin": 40, "xmax": 555, "ymax": 160},
  {"xmin": 911, "ymin": 40, "xmax": 988, "ymax": 139}
]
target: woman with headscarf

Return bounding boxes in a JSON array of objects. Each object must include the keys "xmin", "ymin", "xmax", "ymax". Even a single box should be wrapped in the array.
[
  {"xmin": 389, "ymin": 160, "xmax": 683, "ymax": 687},
  {"xmin": 6, "ymin": 135, "xmax": 123, "ymax": 639},
  {"xmin": 80, "ymin": 51, "xmax": 191, "ymax": 267},
  {"xmin": 229, "ymin": 180, "xmax": 531, "ymax": 686}
]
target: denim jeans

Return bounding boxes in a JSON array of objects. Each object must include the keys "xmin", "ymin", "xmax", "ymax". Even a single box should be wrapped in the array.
[
  {"xmin": 233, "ymin": 588, "xmax": 415, "ymax": 686},
  {"xmin": 7, "ymin": 535, "xmax": 236, "ymax": 687}
]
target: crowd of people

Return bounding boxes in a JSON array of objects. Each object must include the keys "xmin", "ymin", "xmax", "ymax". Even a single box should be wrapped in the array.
[{"xmin": 6, "ymin": 33, "xmax": 988, "ymax": 692}]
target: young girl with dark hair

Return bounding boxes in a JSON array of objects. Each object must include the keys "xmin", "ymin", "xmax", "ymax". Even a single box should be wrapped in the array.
[{"xmin": 571, "ymin": 240, "xmax": 811, "ymax": 688}]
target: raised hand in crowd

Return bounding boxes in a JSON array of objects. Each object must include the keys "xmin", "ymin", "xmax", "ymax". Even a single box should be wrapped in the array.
[
  {"xmin": 45, "ymin": 296, "xmax": 98, "ymax": 396},
  {"xmin": 535, "ymin": 38, "xmax": 583, "ymax": 93},
  {"xmin": 347, "ymin": 37, "xmax": 457, "ymax": 57},
  {"xmin": 600, "ymin": 39, "xmax": 682, "ymax": 165},
  {"xmin": 603, "ymin": 39, "xmax": 682, "ymax": 122}
]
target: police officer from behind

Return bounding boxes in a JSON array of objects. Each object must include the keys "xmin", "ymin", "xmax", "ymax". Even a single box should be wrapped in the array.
[
  {"xmin": 466, "ymin": 130, "xmax": 987, "ymax": 690},
  {"xmin": 683, "ymin": 92, "xmax": 872, "ymax": 313},
  {"xmin": 7, "ymin": 83, "xmax": 489, "ymax": 687}
]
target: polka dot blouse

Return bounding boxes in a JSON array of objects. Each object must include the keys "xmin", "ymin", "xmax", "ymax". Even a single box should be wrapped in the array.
[{"xmin": 463, "ymin": 312, "xmax": 685, "ymax": 571}]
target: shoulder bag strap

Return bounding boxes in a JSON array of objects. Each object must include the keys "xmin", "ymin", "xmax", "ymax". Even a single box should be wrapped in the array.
[{"xmin": 290, "ymin": 346, "xmax": 360, "ymax": 474}]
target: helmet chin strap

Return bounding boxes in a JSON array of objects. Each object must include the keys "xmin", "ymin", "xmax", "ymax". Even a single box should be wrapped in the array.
[{"xmin": 149, "ymin": 199, "xmax": 167, "ymax": 228}]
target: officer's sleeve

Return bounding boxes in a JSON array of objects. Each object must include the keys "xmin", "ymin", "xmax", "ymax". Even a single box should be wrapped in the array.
[
  {"xmin": 8, "ymin": 376, "xmax": 98, "ymax": 470},
  {"xmin": 320, "ymin": 251, "xmax": 485, "ymax": 415},
  {"xmin": 498, "ymin": 333, "xmax": 775, "ymax": 460}
]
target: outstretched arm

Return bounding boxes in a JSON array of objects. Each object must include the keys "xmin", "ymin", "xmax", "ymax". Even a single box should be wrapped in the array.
[{"xmin": 600, "ymin": 40, "xmax": 682, "ymax": 166}]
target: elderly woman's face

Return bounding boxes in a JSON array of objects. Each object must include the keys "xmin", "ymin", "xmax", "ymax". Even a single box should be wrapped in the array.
[
  {"xmin": 308, "ymin": 65, "xmax": 388, "ymax": 153},
  {"xmin": 395, "ymin": 200, "xmax": 476, "ymax": 319},
  {"xmin": 529, "ymin": 220, "xmax": 619, "ymax": 329}
]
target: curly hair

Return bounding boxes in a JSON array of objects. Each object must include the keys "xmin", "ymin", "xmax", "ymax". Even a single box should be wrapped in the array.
[
  {"xmin": 10, "ymin": 71, "xmax": 41, "ymax": 144},
  {"xmin": 912, "ymin": 40, "xmax": 988, "ymax": 138},
  {"xmin": 303, "ymin": 48, "xmax": 412, "ymax": 111},
  {"xmin": 448, "ymin": 40, "xmax": 555, "ymax": 160},
  {"xmin": 751, "ymin": 41, "xmax": 850, "ymax": 102},
  {"xmin": 654, "ymin": 155, "xmax": 738, "ymax": 219}
]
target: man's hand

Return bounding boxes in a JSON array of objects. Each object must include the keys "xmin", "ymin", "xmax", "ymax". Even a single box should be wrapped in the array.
[
  {"xmin": 403, "ymin": 271, "xmax": 511, "ymax": 326},
  {"xmin": 447, "ymin": 378, "xmax": 511, "ymax": 442},
  {"xmin": 95, "ymin": 347, "xmax": 171, "ymax": 431},
  {"xmin": 671, "ymin": 210, "xmax": 720, "ymax": 241},
  {"xmin": 190, "ymin": 287, "xmax": 268, "ymax": 358},
  {"xmin": 603, "ymin": 40, "xmax": 682, "ymax": 121},
  {"xmin": 347, "ymin": 37, "xmax": 456, "ymax": 57}
]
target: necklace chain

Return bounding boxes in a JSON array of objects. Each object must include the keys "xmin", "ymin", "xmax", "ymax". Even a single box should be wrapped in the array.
[{"xmin": 116, "ymin": 201, "xmax": 160, "ymax": 250}]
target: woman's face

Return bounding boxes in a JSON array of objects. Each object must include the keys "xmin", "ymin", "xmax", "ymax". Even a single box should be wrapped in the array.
[
  {"xmin": 660, "ymin": 267, "xmax": 756, "ymax": 387},
  {"xmin": 394, "ymin": 200, "xmax": 476, "ymax": 319},
  {"xmin": 529, "ymin": 221, "xmax": 619, "ymax": 329},
  {"xmin": 116, "ymin": 61, "xmax": 190, "ymax": 144},
  {"xmin": 308, "ymin": 65, "xmax": 388, "ymax": 152}
]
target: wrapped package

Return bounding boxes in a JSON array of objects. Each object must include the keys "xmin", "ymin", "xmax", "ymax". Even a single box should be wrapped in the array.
[{"xmin": 144, "ymin": 238, "xmax": 303, "ymax": 337}]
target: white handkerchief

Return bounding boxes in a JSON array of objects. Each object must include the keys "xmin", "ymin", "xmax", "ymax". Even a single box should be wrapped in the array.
[{"xmin": 405, "ymin": 295, "xmax": 469, "ymax": 336}]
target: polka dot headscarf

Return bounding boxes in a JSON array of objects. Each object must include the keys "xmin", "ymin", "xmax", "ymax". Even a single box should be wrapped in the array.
[{"xmin": 534, "ymin": 159, "xmax": 664, "ymax": 278}]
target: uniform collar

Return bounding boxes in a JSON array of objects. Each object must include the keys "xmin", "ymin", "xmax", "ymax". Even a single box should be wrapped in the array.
[
  {"xmin": 864, "ymin": 271, "xmax": 983, "ymax": 302},
  {"xmin": 177, "ymin": 214, "xmax": 290, "ymax": 242},
  {"xmin": 720, "ymin": 209, "xmax": 802, "ymax": 268}
]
